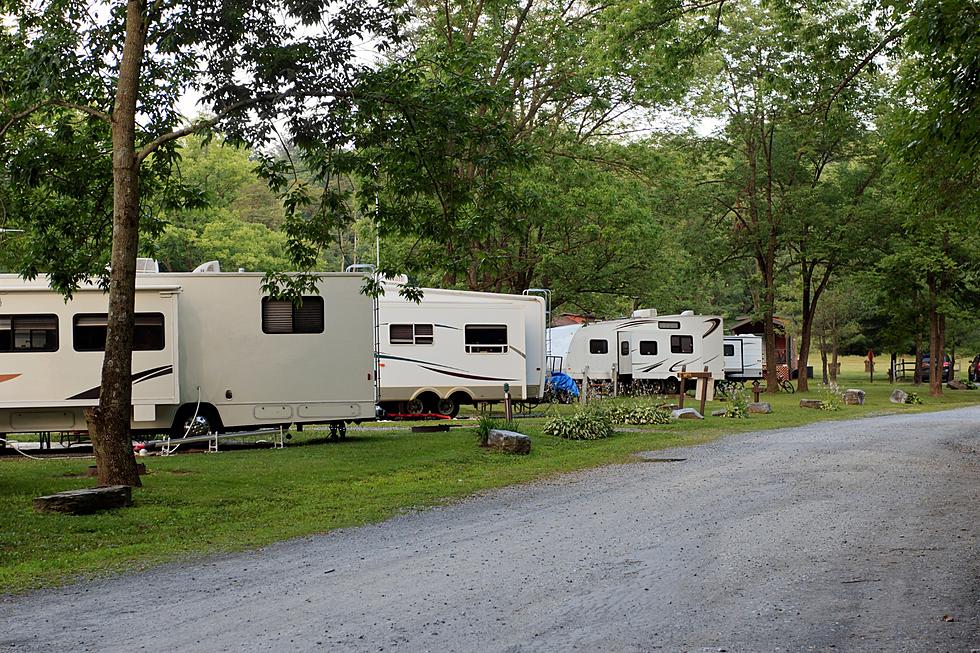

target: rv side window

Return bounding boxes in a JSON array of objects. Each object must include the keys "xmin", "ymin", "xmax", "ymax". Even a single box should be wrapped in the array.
[
  {"xmin": 670, "ymin": 335, "xmax": 694, "ymax": 354},
  {"xmin": 658, "ymin": 321, "xmax": 681, "ymax": 330},
  {"xmin": 620, "ymin": 341, "xmax": 629, "ymax": 356},
  {"xmin": 639, "ymin": 340, "xmax": 658, "ymax": 355},
  {"xmin": 390, "ymin": 324, "xmax": 434, "ymax": 345},
  {"xmin": 465, "ymin": 325, "xmax": 507, "ymax": 353},
  {"xmin": 589, "ymin": 339, "xmax": 608, "ymax": 355},
  {"xmin": 724, "ymin": 344, "xmax": 735, "ymax": 356},
  {"xmin": 74, "ymin": 313, "xmax": 165, "ymax": 351},
  {"xmin": 0, "ymin": 315, "xmax": 59, "ymax": 352},
  {"xmin": 261, "ymin": 297, "xmax": 324, "ymax": 334}
]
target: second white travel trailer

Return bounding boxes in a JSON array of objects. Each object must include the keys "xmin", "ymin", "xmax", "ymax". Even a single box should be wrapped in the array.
[
  {"xmin": 723, "ymin": 334, "xmax": 764, "ymax": 381},
  {"xmin": 0, "ymin": 267, "xmax": 376, "ymax": 438},
  {"xmin": 376, "ymin": 283, "xmax": 547, "ymax": 416},
  {"xmin": 556, "ymin": 309, "xmax": 725, "ymax": 396}
]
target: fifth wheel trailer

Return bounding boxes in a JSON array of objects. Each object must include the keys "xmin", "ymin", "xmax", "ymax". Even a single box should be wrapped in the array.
[
  {"xmin": 553, "ymin": 309, "xmax": 725, "ymax": 396},
  {"xmin": 376, "ymin": 284, "xmax": 547, "ymax": 416},
  {"xmin": 0, "ymin": 269, "xmax": 376, "ymax": 437}
]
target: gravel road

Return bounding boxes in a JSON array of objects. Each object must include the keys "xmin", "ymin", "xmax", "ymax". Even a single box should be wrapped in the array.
[{"xmin": 3, "ymin": 407, "xmax": 979, "ymax": 652}]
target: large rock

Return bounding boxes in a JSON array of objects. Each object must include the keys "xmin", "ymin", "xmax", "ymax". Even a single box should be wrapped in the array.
[
  {"xmin": 947, "ymin": 379, "xmax": 967, "ymax": 390},
  {"xmin": 711, "ymin": 409, "xmax": 727, "ymax": 417},
  {"xmin": 799, "ymin": 399, "xmax": 823, "ymax": 409},
  {"xmin": 889, "ymin": 389, "xmax": 908, "ymax": 404},
  {"xmin": 843, "ymin": 389, "xmax": 865, "ymax": 405},
  {"xmin": 671, "ymin": 408, "xmax": 703, "ymax": 420},
  {"xmin": 747, "ymin": 402, "xmax": 772, "ymax": 414},
  {"xmin": 487, "ymin": 429, "xmax": 531, "ymax": 454},
  {"xmin": 33, "ymin": 485, "xmax": 133, "ymax": 515}
]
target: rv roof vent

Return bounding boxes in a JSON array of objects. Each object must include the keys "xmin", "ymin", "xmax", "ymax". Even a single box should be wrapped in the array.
[
  {"xmin": 631, "ymin": 308, "xmax": 658, "ymax": 318},
  {"xmin": 192, "ymin": 260, "xmax": 221, "ymax": 273},
  {"xmin": 135, "ymin": 258, "xmax": 160, "ymax": 274},
  {"xmin": 681, "ymin": 310, "xmax": 694, "ymax": 316},
  {"xmin": 384, "ymin": 274, "xmax": 410, "ymax": 285}
]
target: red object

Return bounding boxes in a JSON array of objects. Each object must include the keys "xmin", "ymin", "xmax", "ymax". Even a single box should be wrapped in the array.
[{"xmin": 867, "ymin": 350, "xmax": 874, "ymax": 361}]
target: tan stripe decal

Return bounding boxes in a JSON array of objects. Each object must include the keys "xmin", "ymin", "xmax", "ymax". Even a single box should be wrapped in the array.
[{"xmin": 0, "ymin": 373, "xmax": 21, "ymax": 383}]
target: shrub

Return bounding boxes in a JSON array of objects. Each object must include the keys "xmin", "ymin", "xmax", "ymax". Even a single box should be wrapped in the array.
[
  {"xmin": 594, "ymin": 400, "xmax": 671, "ymax": 425},
  {"xmin": 543, "ymin": 409, "xmax": 614, "ymax": 440},
  {"xmin": 819, "ymin": 383, "xmax": 843, "ymax": 411},
  {"xmin": 475, "ymin": 415, "xmax": 499, "ymax": 446},
  {"xmin": 725, "ymin": 385, "xmax": 748, "ymax": 418},
  {"xmin": 905, "ymin": 392, "xmax": 923, "ymax": 405}
]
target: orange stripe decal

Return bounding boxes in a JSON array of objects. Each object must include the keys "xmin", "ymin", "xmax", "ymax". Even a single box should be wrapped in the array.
[{"xmin": 0, "ymin": 374, "xmax": 21, "ymax": 383}]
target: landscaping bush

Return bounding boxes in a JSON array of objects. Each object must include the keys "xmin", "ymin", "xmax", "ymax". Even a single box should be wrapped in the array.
[
  {"xmin": 724, "ymin": 385, "xmax": 748, "ymax": 418},
  {"xmin": 594, "ymin": 399, "xmax": 671, "ymax": 425},
  {"xmin": 475, "ymin": 415, "xmax": 499, "ymax": 446},
  {"xmin": 905, "ymin": 392, "xmax": 923, "ymax": 405},
  {"xmin": 819, "ymin": 384, "xmax": 843, "ymax": 411},
  {"xmin": 543, "ymin": 409, "xmax": 614, "ymax": 440}
]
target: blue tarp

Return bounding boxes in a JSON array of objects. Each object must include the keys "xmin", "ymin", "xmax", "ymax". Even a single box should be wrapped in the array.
[{"xmin": 548, "ymin": 372, "xmax": 580, "ymax": 397}]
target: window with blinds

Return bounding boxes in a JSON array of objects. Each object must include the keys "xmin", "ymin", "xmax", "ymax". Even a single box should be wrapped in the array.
[
  {"xmin": 670, "ymin": 335, "xmax": 694, "ymax": 354},
  {"xmin": 261, "ymin": 297, "xmax": 324, "ymax": 334},
  {"xmin": 389, "ymin": 324, "xmax": 434, "ymax": 345},
  {"xmin": 0, "ymin": 315, "xmax": 59, "ymax": 352},
  {"xmin": 73, "ymin": 313, "xmax": 165, "ymax": 351}
]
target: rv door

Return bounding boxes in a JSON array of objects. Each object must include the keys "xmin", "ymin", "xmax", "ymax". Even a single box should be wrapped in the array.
[{"xmin": 617, "ymin": 332, "xmax": 631, "ymax": 379}]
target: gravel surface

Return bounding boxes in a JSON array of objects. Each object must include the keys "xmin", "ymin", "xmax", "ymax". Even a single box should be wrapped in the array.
[{"xmin": 2, "ymin": 407, "xmax": 979, "ymax": 652}]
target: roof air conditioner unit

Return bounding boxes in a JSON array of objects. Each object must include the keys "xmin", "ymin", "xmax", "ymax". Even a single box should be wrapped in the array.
[
  {"xmin": 192, "ymin": 261, "xmax": 221, "ymax": 273},
  {"xmin": 135, "ymin": 258, "xmax": 160, "ymax": 273},
  {"xmin": 631, "ymin": 308, "xmax": 658, "ymax": 318}
]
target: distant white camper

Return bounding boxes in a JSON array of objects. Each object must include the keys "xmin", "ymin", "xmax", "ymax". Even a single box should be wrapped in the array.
[
  {"xmin": 723, "ymin": 334, "xmax": 764, "ymax": 381},
  {"xmin": 377, "ymin": 284, "xmax": 547, "ymax": 416},
  {"xmin": 555, "ymin": 309, "xmax": 725, "ymax": 395},
  {"xmin": 0, "ymin": 267, "xmax": 376, "ymax": 437}
]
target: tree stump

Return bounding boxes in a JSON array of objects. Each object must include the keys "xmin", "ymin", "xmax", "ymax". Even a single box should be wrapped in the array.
[
  {"xmin": 799, "ymin": 399, "xmax": 823, "ymax": 409},
  {"xmin": 33, "ymin": 486, "xmax": 133, "ymax": 515}
]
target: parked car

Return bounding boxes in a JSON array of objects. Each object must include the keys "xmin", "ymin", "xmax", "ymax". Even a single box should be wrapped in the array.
[
  {"xmin": 969, "ymin": 354, "xmax": 980, "ymax": 382},
  {"xmin": 920, "ymin": 354, "xmax": 952, "ymax": 383}
]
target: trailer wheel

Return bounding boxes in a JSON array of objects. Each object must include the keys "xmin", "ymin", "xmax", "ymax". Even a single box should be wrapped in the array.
[
  {"xmin": 436, "ymin": 397, "xmax": 459, "ymax": 418},
  {"xmin": 663, "ymin": 377, "xmax": 680, "ymax": 395},
  {"xmin": 406, "ymin": 398, "xmax": 425, "ymax": 415},
  {"xmin": 170, "ymin": 404, "xmax": 222, "ymax": 440}
]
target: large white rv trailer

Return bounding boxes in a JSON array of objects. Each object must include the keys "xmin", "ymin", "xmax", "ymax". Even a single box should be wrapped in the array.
[
  {"xmin": 723, "ymin": 334, "xmax": 764, "ymax": 381},
  {"xmin": 558, "ymin": 309, "xmax": 725, "ymax": 395},
  {"xmin": 377, "ymin": 285, "xmax": 546, "ymax": 416},
  {"xmin": 0, "ymin": 271, "xmax": 376, "ymax": 437}
]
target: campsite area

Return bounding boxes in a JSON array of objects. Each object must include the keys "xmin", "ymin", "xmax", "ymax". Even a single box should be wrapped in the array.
[{"xmin": 3, "ymin": 356, "xmax": 979, "ymax": 596}]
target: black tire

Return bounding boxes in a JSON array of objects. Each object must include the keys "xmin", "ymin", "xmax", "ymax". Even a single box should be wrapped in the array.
[
  {"xmin": 436, "ymin": 397, "xmax": 459, "ymax": 418},
  {"xmin": 663, "ymin": 378, "xmax": 680, "ymax": 395},
  {"xmin": 406, "ymin": 398, "xmax": 424, "ymax": 415},
  {"xmin": 780, "ymin": 379, "xmax": 796, "ymax": 394}
]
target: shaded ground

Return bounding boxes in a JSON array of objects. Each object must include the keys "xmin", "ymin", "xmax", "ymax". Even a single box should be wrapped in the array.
[{"xmin": 2, "ymin": 407, "xmax": 979, "ymax": 652}]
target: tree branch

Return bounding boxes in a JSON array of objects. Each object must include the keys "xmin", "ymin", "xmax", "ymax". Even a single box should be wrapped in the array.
[{"xmin": 0, "ymin": 99, "xmax": 111, "ymax": 141}]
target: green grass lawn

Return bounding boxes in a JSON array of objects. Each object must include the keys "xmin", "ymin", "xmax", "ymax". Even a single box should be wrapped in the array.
[{"xmin": 2, "ymin": 357, "xmax": 977, "ymax": 595}]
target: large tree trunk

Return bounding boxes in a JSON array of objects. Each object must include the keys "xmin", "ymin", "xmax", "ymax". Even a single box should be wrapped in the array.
[
  {"xmin": 88, "ymin": 0, "xmax": 147, "ymax": 488},
  {"xmin": 820, "ymin": 345, "xmax": 829, "ymax": 384},
  {"xmin": 796, "ymin": 265, "xmax": 831, "ymax": 393},
  {"xmin": 762, "ymin": 268, "xmax": 778, "ymax": 394},
  {"xmin": 830, "ymin": 332, "xmax": 839, "ymax": 384}
]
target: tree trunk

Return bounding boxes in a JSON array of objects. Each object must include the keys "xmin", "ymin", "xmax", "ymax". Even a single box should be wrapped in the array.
[
  {"xmin": 820, "ymin": 341, "xmax": 829, "ymax": 384},
  {"xmin": 830, "ymin": 332, "xmax": 839, "ymax": 384},
  {"xmin": 88, "ymin": 0, "xmax": 148, "ymax": 488},
  {"xmin": 927, "ymin": 272, "xmax": 943, "ymax": 398}
]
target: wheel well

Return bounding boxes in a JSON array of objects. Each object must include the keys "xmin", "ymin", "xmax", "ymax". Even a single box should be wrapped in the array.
[
  {"xmin": 449, "ymin": 391, "xmax": 474, "ymax": 406},
  {"xmin": 171, "ymin": 402, "xmax": 224, "ymax": 433},
  {"xmin": 413, "ymin": 391, "xmax": 441, "ymax": 412}
]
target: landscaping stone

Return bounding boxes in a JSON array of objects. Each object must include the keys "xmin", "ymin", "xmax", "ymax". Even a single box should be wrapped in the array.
[
  {"xmin": 711, "ymin": 409, "xmax": 727, "ymax": 417},
  {"xmin": 487, "ymin": 429, "xmax": 531, "ymax": 454},
  {"xmin": 947, "ymin": 379, "xmax": 967, "ymax": 390},
  {"xmin": 671, "ymin": 408, "xmax": 703, "ymax": 420},
  {"xmin": 747, "ymin": 402, "xmax": 772, "ymax": 414},
  {"xmin": 799, "ymin": 399, "xmax": 823, "ymax": 409},
  {"xmin": 843, "ymin": 389, "xmax": 866, "ymax": 405},
  {"xmin": 890, "ymin": 389, "xmax": 908, "ymax": 404},
  {"xmin": 33, "ymin": 485, "xmax": 133, "ymax": 515}
]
